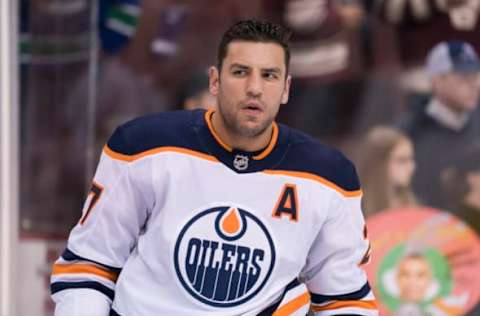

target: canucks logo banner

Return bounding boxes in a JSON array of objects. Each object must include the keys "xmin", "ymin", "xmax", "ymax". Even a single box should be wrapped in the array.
[{"xmin": 174, "ymin": 206, "xmax": 276, "ymax": 307}]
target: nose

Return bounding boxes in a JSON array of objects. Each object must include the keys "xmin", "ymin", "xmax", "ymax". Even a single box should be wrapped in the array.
[{"xmin": 246, "ymin": 72, "xmax": 263, "ymax": 98}]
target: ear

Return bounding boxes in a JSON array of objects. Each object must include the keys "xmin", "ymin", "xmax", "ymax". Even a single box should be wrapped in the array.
[
  {"xmin": 281, "ymin": 74, "xmax": 292, "ymax": 104},
  {"xmin": 209, "ymin": 66, "xmax": 220, "ymax": 96}
]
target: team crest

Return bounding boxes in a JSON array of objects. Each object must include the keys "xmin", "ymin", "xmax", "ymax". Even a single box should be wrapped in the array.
[{"xmin": 174, "ymin": 206, "xmax": 276, "ymax": 307}]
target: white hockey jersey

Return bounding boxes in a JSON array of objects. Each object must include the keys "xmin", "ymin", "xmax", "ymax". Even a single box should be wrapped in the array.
[{"xmin": 51, "ymin": 109, "xmax": 378, "ymax": 316}]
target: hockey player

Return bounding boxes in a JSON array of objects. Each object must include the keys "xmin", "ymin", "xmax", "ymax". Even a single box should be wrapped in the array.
[{"xmin": 51, "ymin": 19, "xmax": 378, "ymax": 316}]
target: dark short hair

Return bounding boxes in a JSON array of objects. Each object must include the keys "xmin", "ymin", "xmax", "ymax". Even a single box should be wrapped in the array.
[{"xmin": 217, "ymin": 19, "xmax": 292, "ymax": 75}]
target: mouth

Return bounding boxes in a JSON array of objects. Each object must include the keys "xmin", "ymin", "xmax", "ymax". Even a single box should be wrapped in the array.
[{"xmin": 241, "ymin": 101, "xmax": 263, "ymax": 114}]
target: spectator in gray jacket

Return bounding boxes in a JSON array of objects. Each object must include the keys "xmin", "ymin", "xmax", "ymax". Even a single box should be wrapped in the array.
[{"xmin": 398, "ymin": 41, "xmax": 480, "ymax": 210}]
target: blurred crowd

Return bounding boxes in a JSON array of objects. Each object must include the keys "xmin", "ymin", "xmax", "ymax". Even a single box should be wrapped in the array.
[
  {"xmin": 20, "ymin": 0, "xmax": 480, "ymax": 239},
  {"xmin": 17, "ymin": 0, "xmax": 480, "ymax": 315}
]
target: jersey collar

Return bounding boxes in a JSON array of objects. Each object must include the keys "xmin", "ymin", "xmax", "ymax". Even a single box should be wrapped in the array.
[
  {"xmin": 195, "ymin": 109, "xmax": 288, "ymax": 173},
  {"xmin": 204, "ymin": 109, "xmax": 279, "ymax": 160}
]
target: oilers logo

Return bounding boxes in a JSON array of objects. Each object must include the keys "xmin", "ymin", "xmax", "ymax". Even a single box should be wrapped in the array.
[{"xmin": 174, "ymin": 206, "xmax": 276, "ymax": 307}]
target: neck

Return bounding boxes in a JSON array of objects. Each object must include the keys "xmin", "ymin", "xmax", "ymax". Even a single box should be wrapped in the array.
[
  {"xmin": 388, "ymin": 185, "xmax": 415, "ymax": 207},
  {"xmin": 427, "ymin": 98, "xmax": 469, "ymax": 130},
  {"xmin": 211, "ymin": 111, "xmax": 273, "ymax": 152}
]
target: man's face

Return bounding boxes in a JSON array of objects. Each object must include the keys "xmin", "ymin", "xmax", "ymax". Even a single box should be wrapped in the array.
[
  {"xmin": 209, "ymin": 41, "xmax": 291, "ymax": 138},
  {"xmin": 396, "ymin": 256, "xmax": 433, "ymax": 303},
  {"xmin": 433, "ymin": 72, "xmax": 480, "ymax": 112}
]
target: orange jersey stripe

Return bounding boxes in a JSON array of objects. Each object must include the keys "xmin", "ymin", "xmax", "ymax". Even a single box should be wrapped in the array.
[
  {"xmin": 273, "ymin": 292, "xmax": 310, "ymax": 316},
  {"xmin": 103, "ymin": 145, "xmax": 218, "ymax": 163},
  {"xmin": 311, "ymin": 300, "xmax": 378, "ymax": 312},
  {"xmin": 79, "ymin": 181, "xmax": 104, "ymax": 225},
  {"xmin": 253, "ymin": 122, "xmax": 279, "ymax": 160},
  {"xmin": 205, "ymin": 109, "xmax": 233, "ymax": 152},
  {"xmin": 263, "ymin": 170, "xmax": 363, "ymax": 198},
  {"xmin": 52, "ymin": 263, "xmax": 119, "ymax": 283}
]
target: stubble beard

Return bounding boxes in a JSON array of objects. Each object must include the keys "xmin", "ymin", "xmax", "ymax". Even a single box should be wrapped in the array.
[
  {"xmin": 217, "ymin": 102, "xmax": 273, "ymax": 139},
  {"xmin": 236, "ymin": 117, "xmax": 271, "ymax": 138}
]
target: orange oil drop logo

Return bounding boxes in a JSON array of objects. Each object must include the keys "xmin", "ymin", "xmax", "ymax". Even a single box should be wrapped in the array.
[{"xmin": 222, "ymin": 208, "xmax": 241, "ymax": 235}]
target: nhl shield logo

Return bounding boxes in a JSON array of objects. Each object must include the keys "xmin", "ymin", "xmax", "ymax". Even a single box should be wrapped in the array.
[
  {"xmin": 233, "ymin": 155, "xmax": 249, "ymax": 171},
  {"xmin": 174, "ymin": 206, "xmax": 276, "ymax": 307}
]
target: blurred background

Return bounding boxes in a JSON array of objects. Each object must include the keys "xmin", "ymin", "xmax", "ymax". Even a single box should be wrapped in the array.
[{"xmin": 1, "ymin": 0, "xmax": 480, "ymax": 315}]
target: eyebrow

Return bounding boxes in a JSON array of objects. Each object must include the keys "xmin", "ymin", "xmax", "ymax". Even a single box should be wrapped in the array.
[
  {"xmin": 229, "ymin": 63, "xmax": 283, "ymax": 74},
  {"xmin": 262, "ymin": 68, "xmax": 282, "ymax": 74},
  {"xmin": 229, "ymin": 63, "xmax": 250, "ymax": 70}
]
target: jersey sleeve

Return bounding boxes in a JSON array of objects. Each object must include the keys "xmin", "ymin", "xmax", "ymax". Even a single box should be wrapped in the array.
[
  {"xmin": 53, "ymin": 289, "xmax": 112, "ymax": 316},
  {"xmin": 302, "ymin": 167, "xmax": 378, "ymax": 316},
  {"xmin": 50, "ymin": 126, "xmax": 153, "ymax": 315}
]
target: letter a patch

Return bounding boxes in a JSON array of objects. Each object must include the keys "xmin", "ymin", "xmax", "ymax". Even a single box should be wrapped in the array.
[{"xmin": 272, "ymin": 184, "xmax": 299, "ymax": 222}]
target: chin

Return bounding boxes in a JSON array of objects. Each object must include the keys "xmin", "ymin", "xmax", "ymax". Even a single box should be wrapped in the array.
[
  {"xmin": 243, "ymin": 127, "xmax": 266, "ymax": 138},
  {"xmin": 239, "ymin": 122, "xmax": 270, "ymax": 137},
  {"xmin": 234, "ymin": 122, "xmax": 259, "ymax": 136}
]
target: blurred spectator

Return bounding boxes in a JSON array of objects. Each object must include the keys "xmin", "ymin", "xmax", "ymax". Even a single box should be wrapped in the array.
[
  {"xmin": 263, "ymin": 0, "xmax": 370, "ymax": 142},
  {"xmin": 100, "ymin": 0, "xmax": 259, "ymax": 108},
  {"xmin": 375, "ymin": 0, "xmax": 480, "ymax": 94},
  {"xmin": 376, "ymin": 0, "xmax": 480, "ymax": 66},
  {"xmin": 356, "ymin": 126, "xmax": 417, "ymax": 217},
  {"xmin": 70, "ymin": 0, "xmax": 259, "ymax": 149},
  {"xmin": 441, "ymin": 146, "xmax": 480, "ymax": 234},
  {"xmin": 99, "ymin": 0, "xmax": 141, "ymax": 54},
  {"xmin": 441, "ymin": 145, "xmax": 480, "ymax": 316},
  {"xmin": 177, "ymin": 67, "xmax": 216, "ymax": 110},
  {"xmin": 147, "ymin": 0, "xmax": 262, "ymax": 102},
  {"xmin": 67, "ymin": 0, "xmax": 171, "ymax": 153},
  {"xmin": 399, "ymin": 41, "xmax": 480, "ymax": 209}
]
